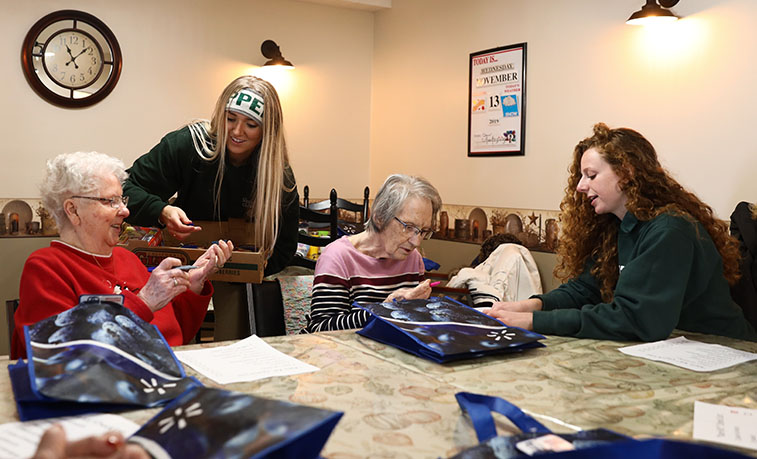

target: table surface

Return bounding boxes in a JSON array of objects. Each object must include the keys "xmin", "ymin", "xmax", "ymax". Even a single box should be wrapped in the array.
[{"xmin": 2, "ymin": 330, "xmax": 756, "ymax": 458}]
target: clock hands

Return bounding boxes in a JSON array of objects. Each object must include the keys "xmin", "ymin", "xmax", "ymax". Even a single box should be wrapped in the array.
[
  {"xmin": 73, "ymin": 46, "xmax": 90, "ymax": 60},
  {"xmin": 64, "ymin": 44, "xmax": 90, "ymax": 69},
  {"xmin": 64, "ymin": 44, "xmax": 79, "ymax": 69}
]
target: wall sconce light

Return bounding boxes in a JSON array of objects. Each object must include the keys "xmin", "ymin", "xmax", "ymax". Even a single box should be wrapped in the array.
[
  {"xmin": 261, "ymin": 40, "xmax": 294, "ymax": 69},
  {"xmin": 627, "ymin": 0, "xmax": 680, "ymax": 25}
]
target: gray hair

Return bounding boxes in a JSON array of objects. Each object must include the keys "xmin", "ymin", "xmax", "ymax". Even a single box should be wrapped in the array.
[
  {"xmin": 367, "ymin": 174, "xmax": 442, "ymax": 233},
  {"xmin": 40, "ymin": 152, "xmax": 128, "ymax": 231}
]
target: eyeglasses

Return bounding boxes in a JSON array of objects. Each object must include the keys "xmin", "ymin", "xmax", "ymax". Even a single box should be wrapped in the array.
[
  {"xmin": 71, "ymin": 195, "xmax": 129, "ymax": 209},
  {"xmin": 394, "ymin": 216, "xmax": 434, "ymax": 240}
]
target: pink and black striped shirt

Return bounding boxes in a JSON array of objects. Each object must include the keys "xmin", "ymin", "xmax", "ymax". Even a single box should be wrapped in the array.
[{"xmin": 305, "ymin": 236, "xmax": 425, "ymax": 332}]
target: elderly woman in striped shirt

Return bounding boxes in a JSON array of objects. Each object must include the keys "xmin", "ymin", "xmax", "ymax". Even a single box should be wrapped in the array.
[{"xmin": 305, "ymin": 174, "xmax": 442, "ymax": 332}]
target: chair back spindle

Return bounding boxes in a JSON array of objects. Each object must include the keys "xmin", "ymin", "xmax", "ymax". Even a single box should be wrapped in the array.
[{"xmin": 289, "ymin": 186, "xmax": 370, "ymax": 269}]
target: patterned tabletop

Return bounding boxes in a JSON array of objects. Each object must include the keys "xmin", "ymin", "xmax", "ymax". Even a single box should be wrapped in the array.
[{"xmin": 2, "ymin": 330, "xmax": 756, "ymax": 458}]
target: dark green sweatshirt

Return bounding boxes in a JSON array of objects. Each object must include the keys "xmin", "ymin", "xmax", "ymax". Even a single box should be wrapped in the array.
[
  {"xmin": 123, "ymin": 124, "xmax": 299, "ymax": 276},
  {"xmin": 533, "ymin": 212, "xmax": 757, "ymax": 342}
]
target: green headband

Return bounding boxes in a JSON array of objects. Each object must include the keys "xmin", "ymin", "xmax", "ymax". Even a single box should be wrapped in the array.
[{"xmin": 226, "ymin": 88, "xmax": 264, "ymax": 124}]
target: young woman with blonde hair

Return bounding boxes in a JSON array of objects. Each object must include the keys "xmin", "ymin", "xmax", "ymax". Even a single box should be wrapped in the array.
[
  {"xmin": 124, "ymin": 75, "xmax": 297, "ymax": 276},
  {"xmin": 123, "ymin": 76, "xmax": 298, "ymax": 339},
  {"xmin": 486, "ymin": 123, "xmax": 756, "ymax": 342}
]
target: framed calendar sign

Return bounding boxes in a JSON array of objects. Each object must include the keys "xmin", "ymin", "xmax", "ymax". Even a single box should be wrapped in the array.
[{"xmin": 468, "ymin": 43, "xmax": 527, "ymax": 157}]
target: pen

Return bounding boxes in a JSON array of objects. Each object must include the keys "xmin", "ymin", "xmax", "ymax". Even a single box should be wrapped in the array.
[
  {"xmin": 429, "ymin": 281, "xmax": 441, "ymax": 287},
  {"xmin": 174, "ymin": 265, "xmax": 199, "ymax": 271},
  {"xmin": 147, "ymin": 265, "xmax": 198, "ymax": 272}
]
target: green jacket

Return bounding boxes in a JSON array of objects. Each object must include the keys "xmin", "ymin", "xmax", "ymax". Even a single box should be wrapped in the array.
[
  {"xmin": 533, "ymin": 212, "xmax": 757, "ymax": 342},
  {"xmin": 123, "ymin": 124, "xmax": 299, "ymax": 276}
]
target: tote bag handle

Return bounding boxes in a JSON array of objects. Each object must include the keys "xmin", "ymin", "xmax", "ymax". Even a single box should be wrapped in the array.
[
  {"xmin": 455, "ymin": 392, "xmax": 551, "ymax": 442},
  {"xmin": 455, "ymin": 392, "xmax": 754, "ymax": 459}
]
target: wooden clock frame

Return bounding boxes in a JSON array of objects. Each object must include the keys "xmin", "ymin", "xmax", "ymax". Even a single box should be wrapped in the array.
[{"xmin": 21, "ymin": 10, "xmax": 122, "ymax": 108}]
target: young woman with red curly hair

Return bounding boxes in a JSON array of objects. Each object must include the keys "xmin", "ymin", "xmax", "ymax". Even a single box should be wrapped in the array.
[{"xmin": 486, "ymin": 123, "xmax": 757, "ymax": 342}]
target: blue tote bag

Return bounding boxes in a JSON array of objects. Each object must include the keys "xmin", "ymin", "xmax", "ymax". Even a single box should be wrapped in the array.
[
  {"xmin": 9, "ymin": 296, "xmax": 201, "ymax": 421},
  {"xmin": 356, "ymin": 296, "xmax": 545, "ymax": 363},
  {"xmin": 129, "ymin": 387, "xmax": 343, "ymax": 459},
  {"xmin": 452, "ymin": 392, "xmax": 753, "ymax": 458}
]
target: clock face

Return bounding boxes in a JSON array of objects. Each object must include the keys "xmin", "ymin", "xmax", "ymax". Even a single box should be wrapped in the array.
[
  {"xmin": 42, "ymin": 29, "xmax": 105, "ymax": 90},
  {"xmin": 21, "ymin": 10, "xmax": 122, "ymax": 108}
]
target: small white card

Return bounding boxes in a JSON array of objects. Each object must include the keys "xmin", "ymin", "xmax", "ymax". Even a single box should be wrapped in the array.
[
  {"xmin": 618, "ymin": 336, "xmax": 757, "ymax": 372},
  {"xmin": 175, "ymin": 335, "xmax": 320, "ymax": 384},
  {"xmin": 516, "ymin": 434, "xmax": 575, "ymax": 455},
  {"xmin": 693, "ymin": 401, "xmax": 757, "ymax": 451}
]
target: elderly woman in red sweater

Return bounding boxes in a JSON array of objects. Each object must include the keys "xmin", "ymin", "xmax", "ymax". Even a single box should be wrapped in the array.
[{"xmin": 11, "ymin": 151, "xmax": 232, "ymax": 359}]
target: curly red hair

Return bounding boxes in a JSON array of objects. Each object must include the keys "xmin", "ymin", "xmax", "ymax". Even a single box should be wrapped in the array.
[{"xmin": 555, "ymin": 123, "xmax": 740, "ymax": 302}]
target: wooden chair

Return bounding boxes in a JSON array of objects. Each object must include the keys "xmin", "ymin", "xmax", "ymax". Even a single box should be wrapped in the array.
[
  {"xmin": 290, "ymin": 188, "xmax": 337, "ymax": 269},
  {"xmin": 304, "ymin": 186, "xmax": 370, "ymax": 234},
  {"xmin": 290, "ymin": 186, "xmax": 370, "ymax": 269},
  {"xmin": 425, "ymin": 273, "xmax": 474, "ymax": 307}
]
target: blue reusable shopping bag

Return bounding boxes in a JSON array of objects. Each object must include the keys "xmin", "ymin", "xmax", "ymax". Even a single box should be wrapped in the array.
[
  {"xmin": 129, "ymin": 387, "xmax": 343, "ymax": 459},
  {"xmin": 8, "ymin": 297, "xmax": 202, "ymax": 421},
  {"xmin": 452, "ymin": 392, "xmax": 753, "ymax": 458},
  {"xmin": 356, "ymin": 296, "xmax": 545, "ymax": 363}
]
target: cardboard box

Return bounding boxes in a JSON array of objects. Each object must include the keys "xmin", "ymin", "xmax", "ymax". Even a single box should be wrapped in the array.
[
  {"xmin": 120, "ymin": 219, "xmax": 264, "ymax": 283},
  {"xmin": 161, "ymin": 219, "xmax": 256, "ymax": 249}
]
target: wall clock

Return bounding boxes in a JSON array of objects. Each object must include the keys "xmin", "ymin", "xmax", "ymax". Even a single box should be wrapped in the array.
[{"xmin": 21, "ymin": 10, "xmax": 122, "ymax": 108}]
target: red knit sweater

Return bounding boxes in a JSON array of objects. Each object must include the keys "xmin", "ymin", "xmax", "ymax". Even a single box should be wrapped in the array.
[{"xmin": 12, "ymin": 240, "xmax": 212, "ymax": 359}]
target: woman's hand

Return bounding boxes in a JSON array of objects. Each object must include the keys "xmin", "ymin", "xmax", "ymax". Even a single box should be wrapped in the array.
[
  {"xmin": 159, "ymin": 205, "xmax": 202, "ymax": 239},
  {"xmin": 386, "ymin": 279, "xmax": 433, "ymax": 302},
  {"xmin": 484, "ymin": 310, "xmax": 534, "ymax": 330},
  {"xmin": 33, "ymin": 424, "xmax": 149, "ymax": 459},
  {"xmin": 137, "ymin": 257, "xmax": 189, "ymax": 313},
  {"xmin": 482, "ymin": 298, "xmax": 542, "ymax": 330},
  {"xmin": 487, "ymin": 298, "xmax": 543, "ymax": 313},
  {"xmin": 188, "ymin": 240, "xmax": 234, "ymax": 295}
]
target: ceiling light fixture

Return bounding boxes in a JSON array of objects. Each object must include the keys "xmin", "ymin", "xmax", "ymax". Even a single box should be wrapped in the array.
[
  {"xmin": 261, "ymin": 40, "xmax": 294, "ymax": 69},
  {"xmin": 627, "ymin": 0, "xmax": 680, "ymax": 25}
]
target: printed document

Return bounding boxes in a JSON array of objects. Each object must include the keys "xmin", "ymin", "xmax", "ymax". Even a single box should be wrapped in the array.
[
  {"xmin": 618, "ymin": 336, "xmax": 757, "ymax": 372},
  {"xmin": 693, "ymin": 401, "xmax": 757, "ymax": 451},
  {"xmin": 175, "ymin": 335, "xmax": 320, "ymax": 384}
]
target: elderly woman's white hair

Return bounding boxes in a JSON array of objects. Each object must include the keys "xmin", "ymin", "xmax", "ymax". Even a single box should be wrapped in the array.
[
  {"xmin": 367, "ymin": 174, "xmax": 442, "ymax": 233},
  {"xmin": 40, "ymin": 152, "xmax": 128, "ymax": 231}
]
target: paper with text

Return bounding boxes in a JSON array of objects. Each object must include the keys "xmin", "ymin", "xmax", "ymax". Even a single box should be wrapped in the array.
[
  {"xmin": 618, "ymin": 336, "xmax": 757, "ymax": 372},
  {"xmin": 693, "ymin": 401, "xmax": 757, "ymax": 451},
  {"xmin": 0, "ymin": 413, "xmax": 139, "ymax": 459},
  {"xmin": 175, "ymin": 335, "xmax": 320, "ymax": 384}
]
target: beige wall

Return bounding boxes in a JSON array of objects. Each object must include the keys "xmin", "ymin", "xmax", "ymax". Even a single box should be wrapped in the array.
[
  {"xmin": 370, "ymin": 0, "xmax": 757, "ymax": 219},
  {"xmin": 4, "ymin": 0, "xmax": 756, "ymax": 219},
  {"xmin": 2, "ymin": 0, "xmax": 373, "ymax": 199}
]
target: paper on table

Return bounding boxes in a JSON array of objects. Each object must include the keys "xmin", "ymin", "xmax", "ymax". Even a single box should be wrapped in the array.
[
  {"xmin": 618, "ymin": 336, "xmax": 757, "ymax": 372},
  {"xmin": 0, "ymin": 413, "xmax": 140, "ymax": 459},
  {"xmin": 175, "ymin": 334, "xmax": 320, "ymax": 384},
  {"xmin": 693, "ymin": 401, "xmax": 757, "ymax": 451}
]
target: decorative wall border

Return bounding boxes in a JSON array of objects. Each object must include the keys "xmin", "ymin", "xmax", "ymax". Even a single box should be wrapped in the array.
[
  {"xmin": 434, "ymin": 203, "xmax": 560, "ymax": 253},
  {"xmin": 0, "ymin": 198, "xmax": 57, "ymax": 237},
  {"xmin": 3, "ymin": 195, "xmax": 561, "ymax": 252},
  {"xmin": 316, "ymin": 195, "xmax": 561, "ymax": 254}
]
